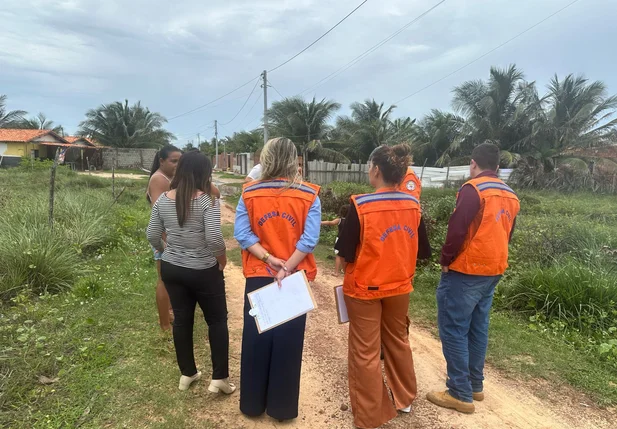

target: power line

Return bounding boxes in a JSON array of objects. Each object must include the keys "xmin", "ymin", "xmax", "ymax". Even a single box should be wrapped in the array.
[
  {"xmin": 267, "ymin": 0, "xmax": 370, "ymax": 73},
  {"xmin": 220, "ymin": 77, "xmax": 261, "ymax": 126},
  {"xmin": 395, "ymin": 0, "xmax": 581, "ymax": 104},
  {"xmin": 299, "ymin": 0, "xmax": 447, "ymax": 96},
  {"xmin": 167, "ymin": 75, "xmax": 260, "ymax": 121},
  {"xmin": 269, "ymin": 80, "xmax": 286, "ymax": 99},
  {"xmin": 171, "ymin": 0, "xmax": 368, "ymax": 123},
  {"xmin": 240, "ymin": 92, "xmax": 264, "ymax": 129}
]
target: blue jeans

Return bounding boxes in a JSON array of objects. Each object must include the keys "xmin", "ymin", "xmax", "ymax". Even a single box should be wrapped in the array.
[{"xmin": 436, "ymin": 270, "xmax": 501, "ymax": 403}]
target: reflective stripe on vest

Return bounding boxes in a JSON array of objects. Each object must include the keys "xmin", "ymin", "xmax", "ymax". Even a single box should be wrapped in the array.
[
  {"xmin": 241, "ymin": 179, "xmax": 321, "ymax": 281},
  {"xmin": 398, "ymin": 167, "xmax": 422, "ymax": 200},
  {"xmin": 343, "ymin": 191, "xmax": 421, "ymax": 300},
  {"xmin": 449, "ymin": 177, "xmax": 520, "ymax": 276}
]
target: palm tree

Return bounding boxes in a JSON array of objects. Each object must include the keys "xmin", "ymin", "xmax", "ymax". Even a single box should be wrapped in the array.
[
  {"xmin": 544, "ymin": 74, "xmax": 617, "ymax": 149},
  {"xmin": 14, "ymin": 113, "xmax": 64, "ymax": 135},
  {"xmin": 336, "ymin": 99, "xmax": 398, "ymax": 162},
  {"xmin": 268, "ymin": 96, "xmax": 344, "ymax": 175},
  {"xmin": 226, "ymin": 129, "xmax": 263, "ymax": 154},
  {"xmin": 450, "ymin": 65, "xmax": 534, "ymax": 153},
  {"xmin": 0, "ymin": 95, "xmax": 26, "ymax": 128},
  {"xmin": 78, "ymin": 100, "xmax": 175, "ymax": 148},
  {"xmin": 412, "ymin": 110, "xmax": 466, "ymax": 166}
]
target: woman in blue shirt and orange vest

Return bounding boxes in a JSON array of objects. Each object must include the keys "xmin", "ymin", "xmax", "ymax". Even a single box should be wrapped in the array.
[
  {"xmin": 336, "ymin": 144, "xmax": 431, "ymax": 429},
  {"xmin": 234, "ymin": 137, "xmax": 321, "ymax": 422}
]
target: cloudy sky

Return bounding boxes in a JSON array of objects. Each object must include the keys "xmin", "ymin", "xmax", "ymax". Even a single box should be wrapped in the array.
[{"xmin": 1, "ymin": 0, "xmax": 615, "ymax": 147}]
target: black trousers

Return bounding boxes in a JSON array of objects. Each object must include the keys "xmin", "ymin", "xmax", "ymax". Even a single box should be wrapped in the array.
[
  {"xmin": 240, "ymin": 277, "xmax": 307, "ymax": 420},
  {"xmin": 161, "ymin": 261, "xmax": 229, "ymax": 379}
]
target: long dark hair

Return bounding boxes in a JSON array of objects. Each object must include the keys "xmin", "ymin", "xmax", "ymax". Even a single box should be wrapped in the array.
[
  {"xmin": 150, "ymin": 144, "xmax": 181, "ymax": 177},
  {"xmin": 170, "ymin": 151, "xmax": 213, "ymax": 227}
]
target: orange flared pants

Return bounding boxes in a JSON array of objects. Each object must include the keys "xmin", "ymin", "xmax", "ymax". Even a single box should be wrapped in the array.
[{"xmin": 345, "ymin": 293, "xmax": 417, "ymax": 429}]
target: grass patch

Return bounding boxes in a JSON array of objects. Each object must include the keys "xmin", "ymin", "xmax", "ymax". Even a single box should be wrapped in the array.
[
  {"xmin": 224, "ymin": 193, "xmax": 241, "ymax": 209},
  {"xmin": 215, "ymin": 172, "xmax": 243, "ymax": 180},
  {"xmin": 0, "ymin": 169, "xmax": 219, "ymax": 428}
]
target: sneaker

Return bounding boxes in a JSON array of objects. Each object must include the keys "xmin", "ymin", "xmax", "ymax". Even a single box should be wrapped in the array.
[
  {"xmin": 426, "ymin": 390, "xmax": 475, "ymax": 414},
  {"xmin": 473, "ymin": 391, "xmax": 484, "ymax": 401},
  {"xmin": 208, "ymin": 377, "xmax": 237, "ymax": 394},
  {"xmin": 178, "ymin": 371, "xmax": 202, "ymax": 391}
]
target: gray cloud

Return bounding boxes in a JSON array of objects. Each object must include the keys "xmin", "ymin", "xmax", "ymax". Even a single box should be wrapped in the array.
[{"xmin": 0, "ymin": 0, "xmax": 615, "ymax": 146}]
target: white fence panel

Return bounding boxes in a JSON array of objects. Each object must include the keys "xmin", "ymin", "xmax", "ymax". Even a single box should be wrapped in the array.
[{"xmin": 307, "ymin": 161, "xmax": 513, "ymax": 187}]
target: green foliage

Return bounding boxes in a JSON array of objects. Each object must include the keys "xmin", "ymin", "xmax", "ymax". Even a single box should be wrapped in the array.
[
  {"xmin": 319, "ymin": 181, "xmax": 372, "ymax": 213},
  {"xmin": 0, "ymin": 94, "xmax": 27, "ymax": 127},
  {"xmin": 12, "ymin": 112, "xmax": 64, "ymax": 135},
  {"xmin": 18, "ymin": 157, "xmax": 56, "ymax": 170},
  {"xmin": 500, "ymin": 261, "xmax": 617, "ymax": 334},
  {"xmin": 0, "ymin": 170, "xmax": 132, "ymax": 300},
  {"xmin": 77, "ymin": 99, "xmax": 174, "ymax": 148}
]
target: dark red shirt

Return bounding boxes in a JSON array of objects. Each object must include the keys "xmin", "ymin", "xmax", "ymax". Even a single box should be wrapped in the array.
[{"xmin": 440, "ymin": 171, "xmax": 516, "ymax": 267}]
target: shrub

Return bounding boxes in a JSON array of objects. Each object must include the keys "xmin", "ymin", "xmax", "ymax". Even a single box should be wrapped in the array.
[
  {"xmin": 499, "ymin": 260, "xmax": 617, "ymax": 334},
  {"xmin": 18, "ymin": 157, "xmax": 55, "ymax": 171},
  {"xmin": 320, "ymin": 181, "xmax": 372, "ymax": 214}
]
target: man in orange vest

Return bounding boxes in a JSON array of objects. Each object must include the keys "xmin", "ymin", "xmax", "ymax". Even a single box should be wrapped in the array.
[{"xmin": 427, "ymin": 142, "xmax": 520, "ymax": 414}]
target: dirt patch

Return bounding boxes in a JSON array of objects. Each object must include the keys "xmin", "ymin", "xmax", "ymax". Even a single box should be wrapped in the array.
[{"xmin": 79, "ymin": 172, "xmax": 148, "ymax": 180}]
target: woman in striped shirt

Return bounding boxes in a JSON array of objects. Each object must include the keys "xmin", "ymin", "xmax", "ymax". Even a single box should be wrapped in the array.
[{"xmin": 147, "ymin": 151, "xmax": 235, "ymax": 394}]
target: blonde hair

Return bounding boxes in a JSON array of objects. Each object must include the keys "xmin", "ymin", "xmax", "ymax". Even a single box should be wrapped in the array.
[{"xmin": 260, "ymin": 137, "xmax": 299, "ymax": 182}]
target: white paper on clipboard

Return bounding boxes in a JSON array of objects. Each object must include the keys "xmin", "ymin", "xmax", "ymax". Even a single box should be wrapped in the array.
[
  {"xmin": 334, "ymin": 285, "xmax": 349, "ymax": 324},
  {"xmin": 247, "ymin": 271, "xmax": 317, "ymax": 333}
]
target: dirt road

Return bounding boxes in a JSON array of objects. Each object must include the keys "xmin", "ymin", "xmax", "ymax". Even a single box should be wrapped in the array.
[{"xmin": 205, "ymin": 202, "xmax": 615, "ymax": 429}]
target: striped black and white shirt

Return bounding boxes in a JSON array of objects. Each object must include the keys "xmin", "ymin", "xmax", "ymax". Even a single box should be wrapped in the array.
[{"xmin": 146, "ymin": 193, "xmax": 225, "ymax": 270}]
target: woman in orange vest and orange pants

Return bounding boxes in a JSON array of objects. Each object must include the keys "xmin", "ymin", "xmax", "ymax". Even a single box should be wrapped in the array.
[
  {"xmin": 234, "ymin": 138, "xmax": 321, "ymax": 422},
  {"xmin": 336, "ymin": 144, "xmax": 431, "ymax": 429}
]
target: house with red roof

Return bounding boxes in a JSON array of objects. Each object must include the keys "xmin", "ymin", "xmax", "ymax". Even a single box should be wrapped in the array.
[{"xmin": 0, "ymin": 129, "xmax": 100, "ymax": 168}]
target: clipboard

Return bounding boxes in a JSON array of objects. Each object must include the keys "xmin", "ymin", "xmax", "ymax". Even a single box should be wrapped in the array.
[
  {"xmin": 247, "ymin": 271, "xmax": 317, "ymax": 334},
  {"xmin": 334, "ymin": 285, "xmax": 349, "ymax": 324}
]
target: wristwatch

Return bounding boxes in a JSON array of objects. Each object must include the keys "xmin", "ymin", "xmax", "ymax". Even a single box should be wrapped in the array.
[{"xmin": 261, "ymin": 252, "xmax": 270, "ymax": 262}]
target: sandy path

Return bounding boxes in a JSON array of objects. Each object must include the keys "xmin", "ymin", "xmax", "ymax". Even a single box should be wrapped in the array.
[{"xmin": 205, "ymin": 202, "xmax": 615, "ymax": 429}]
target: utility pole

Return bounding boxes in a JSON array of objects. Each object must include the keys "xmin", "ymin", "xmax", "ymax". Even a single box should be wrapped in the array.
[
  {"xmin": 262, "ymin": 70, "xmax": 268, "ymax": 144},
  {"xmin": 214, "ymin": 120, "xmax": 219, "ymax": 169},
  {"xmin": 197, "ymin": 133, "xmax": 201, "ymax": 147}
]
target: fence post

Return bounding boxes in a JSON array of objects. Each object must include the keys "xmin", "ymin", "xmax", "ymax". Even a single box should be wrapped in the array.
[
  {"xmin": 112, "ymin": 166, "xmax": 115, "ymax": 198},
  {"xmin": 420, "ymin": 158, "xmax": 427, "ymax": 181},
  {"xmin": 48, "ymin": 148, "xmax": 60, "ymax": 229},
  {"xmin": 612, "ymin": 173, "xmax": 617, "ymax": 194},
  {"xmin": 445, "ymin": 165, "xmax": 450, "ymax": 188}
]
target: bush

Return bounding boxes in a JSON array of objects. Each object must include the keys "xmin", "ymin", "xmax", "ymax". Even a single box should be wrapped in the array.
[
  {"xmin": 499, "ymin": 260, "xmax": 617, "ymax": 335},
  {"xmin": 18, "ymin": 157, "xmax": 55, "ymax": 171},
  {"xmin": 320, "ymin": 181, "xmax": 372, "ymax": 214}
]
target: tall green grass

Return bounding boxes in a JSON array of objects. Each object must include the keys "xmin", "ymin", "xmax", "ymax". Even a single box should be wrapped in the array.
[
  {"xmin": 500, "ymin": 260, "xmax": 617, "ymax": 334},
  {"xmin": 0, "ymin": 171, "xmax": 126, "ymax": 300}
]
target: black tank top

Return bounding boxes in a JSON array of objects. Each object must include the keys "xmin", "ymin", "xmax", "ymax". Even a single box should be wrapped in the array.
[{"xmin": 337, "ymin": 217, "xmax": 346, "ymax": 236}]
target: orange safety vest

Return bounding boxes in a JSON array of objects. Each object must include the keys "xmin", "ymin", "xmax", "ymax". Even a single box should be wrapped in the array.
[
  {"xmin": 343, "ymin": 190, "xmax": 421, "ymax": 300},
  {"xmin": 241, "ymin": 179, "xmax": 321, "ymax": 281},
  {"xmin": 398, "ymin": 167, "xmax": 422, "ymax": 200},
  {"xmin": 449, "ymin": 176, "xmax": 520, "ymax": 276}
]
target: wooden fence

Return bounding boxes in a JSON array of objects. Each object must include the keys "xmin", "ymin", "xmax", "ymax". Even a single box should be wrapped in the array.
[{"xmin": 307, "ymin": 160, "xmax": 513, "ymax": 187}]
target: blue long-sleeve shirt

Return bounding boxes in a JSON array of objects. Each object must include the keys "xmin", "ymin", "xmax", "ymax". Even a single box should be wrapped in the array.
[{"xmin": 234, "ymin": 196, "xmax": 321, "ymax": 253}]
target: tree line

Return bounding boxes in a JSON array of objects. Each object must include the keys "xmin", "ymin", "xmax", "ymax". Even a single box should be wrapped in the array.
[{"xmin": 3, "ymin": 64, "xmax": 616, "ymax": 187}]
